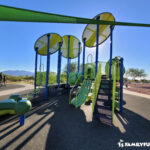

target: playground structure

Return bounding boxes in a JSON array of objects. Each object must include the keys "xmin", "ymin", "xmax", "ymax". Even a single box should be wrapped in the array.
[
  {"xmin": 34, "ymin": 34, "xmax": 82, "ymax": 97},
  {"xmin": 3, "ymin": 4, "xmax": 150, "ymax": 126},
  {"xmin": 33, "ymin": 12, "xmax": 124, "ymax": 125}
]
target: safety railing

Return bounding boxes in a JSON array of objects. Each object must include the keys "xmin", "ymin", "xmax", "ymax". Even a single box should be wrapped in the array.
[
  {"xmin": 112, "ymin": 62, "xmax": 117, "ymax": 124},
  {"xmin": 92, "ymin": 63, "xmax": 102, "ymax": 115}
]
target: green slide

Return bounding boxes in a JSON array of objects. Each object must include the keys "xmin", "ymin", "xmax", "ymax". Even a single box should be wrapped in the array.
[
  {"xmin": 0, "ymin": 94, "xmax": 32, "ymax": 116},
  {"xmin": 71, "ymin": 80, "xmax": 92, "ymax": 107}
]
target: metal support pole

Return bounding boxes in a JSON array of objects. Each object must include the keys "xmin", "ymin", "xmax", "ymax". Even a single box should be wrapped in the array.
[
  {"xmin": 57, "ymin": 42, "xmax": 62, "ymax": 95},
  {"xmin": 34, "ymin": 48, "xmax": 38, "ymax": 97},
  {"xmin": 69, "ymin": 59, "xmax": 71, "ymax": 72},
  {"xmin": 20, "ymin": 114, "xmax": 25, "ymax": 126},
  {"xmin": 82, "ymin": 38, "xmax": 86, "ymax": 81},
  {"xmin": 67, "ymin": 36, "xmax": 70, "ymax": 91},
  {"xmin": 95, "ymin": 16, "xmax": 100, "ymax": 77},
  {"xmin": 78, "ymin": 42, "xmax": 81, "ymax": 73},
  {"xmin": 109, "ymin": 25, "xmax": 113, "ymax": 80},
  {"xmin": 120, "ymin": 58, "xmax": 124, "ymax": 113},
  {"xmin": 45, "ymin": 34, "xmax": 50, "ymax": 100},
  {"xmin": 40, "ymin": 55, "xmax": 42, "ymax": 86}
]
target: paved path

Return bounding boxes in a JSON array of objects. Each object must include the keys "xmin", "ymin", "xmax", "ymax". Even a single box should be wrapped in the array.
[
  {"xmin": 124, "ymin": 88, "xmax": 150, "ymax": 99},
  {"xmin": 0, "ymin": 84, "xmax": 34, "ymax": 97}
]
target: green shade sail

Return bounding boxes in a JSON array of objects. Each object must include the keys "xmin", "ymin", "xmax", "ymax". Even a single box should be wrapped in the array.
[
  {"xmin": 1, "ymin": 5, "xmax": 150, "ymax": 27},
  {"xmin": 82, "ymin": 12, "xmax": 115, "ymax": 47},
  {"xmin": 61, "ymin": 35, "xmax": 82, "ymax": 59},
  {"xmin": 34, "ymin": 33, "xmax": 63, "ymax": 55}
]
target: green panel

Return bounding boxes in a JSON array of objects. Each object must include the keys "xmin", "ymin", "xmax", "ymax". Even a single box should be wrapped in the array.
[
  {"xmin": 34, "ymin": 33, "xmax": 63, "ymax": 55},
  {"xmin": 61, "ymin": 35, "xmax": 82, "ymax": 59},
  {"xmin": 1, "ymin": 5, "xmax": 150, "ymax": 27},
  {"xmin": 82, "ymin": 12, "xmax": 115, "ymax": 47}
]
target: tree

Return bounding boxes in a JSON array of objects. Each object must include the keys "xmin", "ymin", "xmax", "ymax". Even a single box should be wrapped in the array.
[
  {"xmin": 63, "ymin": 62, "xmax": 77, "ymax": 74},
  {"xmin": 128, "ymin": 68, "xmax": 139, "ymax": 80},
  {"xmin": 138, "ymin": 69, "xmax": 147, "ymax": 80},
  {"xmin": 127, "ymin": 68, "xmax": 147, "ymax": 81}
]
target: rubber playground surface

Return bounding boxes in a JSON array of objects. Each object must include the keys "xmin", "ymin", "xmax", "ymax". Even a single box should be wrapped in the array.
[{"xmin": 0, "ymin": 89, "xmax": 150, "ymax": 150}]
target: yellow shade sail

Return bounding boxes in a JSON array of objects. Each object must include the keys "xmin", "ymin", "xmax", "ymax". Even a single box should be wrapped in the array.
[
  {"xmin": 82, "ymin": 12, "xmax": 115, "ymax": 47},
  {"xmin": 61, "ymin": 35, "xmax": 82, "ymax": 59},
  {"xmin": 34, "ymin": 33, "xmax": 63, "ymax": 55}
]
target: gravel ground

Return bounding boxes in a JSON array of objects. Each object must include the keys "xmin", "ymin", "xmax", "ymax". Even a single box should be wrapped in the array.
[{"xmin": 126, "ymin": 83, "xmax": 150, "ymax": 95}]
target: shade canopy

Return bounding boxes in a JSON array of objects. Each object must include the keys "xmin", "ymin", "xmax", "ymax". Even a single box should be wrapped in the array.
[
  {"xmin": 61, "ymin": 35, "xmax": 82, "ymax": 59},
  {"xmin": 1, "ymin": 5, "xmax": 150, "ymax": 28},
  {"xmin": 34, "ymin": 33, "xmax": 63, "ymax": 55},
  {"xmin": 82, "ymin": 12, "xmax": 115, "ymax": 47}
]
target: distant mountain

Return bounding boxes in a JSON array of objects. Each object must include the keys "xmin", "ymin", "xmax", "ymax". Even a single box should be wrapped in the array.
[{"xmin": 2, "ymin": 70, "xmax": 34, "ymax": 76}]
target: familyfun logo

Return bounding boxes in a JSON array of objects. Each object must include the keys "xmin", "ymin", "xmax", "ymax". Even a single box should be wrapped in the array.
[
  {"xmin": 118, "ymin": 139, "xmax": 124, "ymax": 148},
  {"xmin": 118, "ymin": 139, "xmax": 150, "ymax": 148}
]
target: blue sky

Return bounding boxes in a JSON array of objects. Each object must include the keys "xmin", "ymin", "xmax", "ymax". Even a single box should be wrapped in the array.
[{"xmin": 0, "ymin": 0, "xmax": 150, "ymax": 78}]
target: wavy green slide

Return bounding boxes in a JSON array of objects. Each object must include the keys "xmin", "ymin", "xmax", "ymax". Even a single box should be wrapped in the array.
[{"xmin": 71, "ymin": 80, "xmax": 92, "ymax": 107}]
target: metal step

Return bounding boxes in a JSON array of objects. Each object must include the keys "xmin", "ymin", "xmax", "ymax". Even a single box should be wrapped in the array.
[
  {"xmin": 100, "ymin": 84, "xmax": 110, "ymax": 89},
  {"xmin": 96, "ymin": 99, "xmax": 105, "ymax": 106},
  {"xmin": 98, "ymin": 94, "xmax": 109, "ymax": 100},
  {"xmin": 95, "ymin": 106, "xmax": 112, "ymax": 116},
  {"xmin": 94, "ymin": 113, "xmax": 112, "ymax": 126},
  {"xmin": 101, "ymin": 79, "xmax": 112, "ymax": 84},
  {"xmin": 96, "ymin": 99, "xmax": 112, "ymax": 107},
  {"xmin": 99, "ymin": 89, "xmax": 111, "ymax": 95}
]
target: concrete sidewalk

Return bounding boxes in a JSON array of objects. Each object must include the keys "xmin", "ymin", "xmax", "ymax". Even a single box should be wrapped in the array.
[
  {"xmin": 0, "ymin": 84, "xmax": 34, "ymax": 97},
  {"xmin": 123, "ymin": 88, "xmax": 150, "ymax": 99}
]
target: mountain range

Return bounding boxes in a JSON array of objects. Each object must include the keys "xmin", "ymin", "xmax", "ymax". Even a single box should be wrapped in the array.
[{"xmin": 2, "ymin": 70, "xmax": 34, "ymax": 76}]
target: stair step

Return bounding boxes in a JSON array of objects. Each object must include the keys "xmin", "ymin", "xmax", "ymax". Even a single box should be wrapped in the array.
[
  {"xmin": 94, "ymin": 113, "xmax": 112, "ymax": 126},
  {"xmin": 101, "ymin": 75, "xmax": 107, "ymax": 78},
  {"xmin": 95, "ymin": 106, "xmax": 112, "ymax": 116},
  {"xmin": 96, "ymin": 99, "xmax": 106, "ymax": 106},
  {"xmin": 99, "ymin": 89, "xmax": 111, "ymax": 95},
  {"xmin": 101, "ymin": 79, "xmax": 112, "ymax": 83},
  {"xmin": 96, "ymin": 100, "xmax": 112, "ymax": 107},
  {"xmin": 101, "ymin": 84, "xmax": 110, "ymax": 89},
  {"xmin": 98, "ymin": 95, "xmax": 109, "ymax": 100}
]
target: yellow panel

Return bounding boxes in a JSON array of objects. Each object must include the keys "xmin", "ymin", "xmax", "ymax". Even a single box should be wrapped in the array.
[
  {"xmin": 82, "ymin": 12, "xmax": 115, "ymax": 47},
  {"xmin": 34, "ymin": 33, "xmax": 63, "ymax": 55},
  {"xmin": 0, "ymin": 109, "xmax": 15, "ymax": 116},
  {"xmin": 61, "ymin": 35, "xmax": 82, "ymax": 59}
]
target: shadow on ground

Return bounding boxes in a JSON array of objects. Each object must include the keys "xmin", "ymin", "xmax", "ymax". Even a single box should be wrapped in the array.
[{"xmin": 0, "ymin": 93, "xmax": 150, "ymax": 150}]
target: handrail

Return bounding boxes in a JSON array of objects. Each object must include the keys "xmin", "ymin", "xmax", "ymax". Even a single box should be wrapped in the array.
[
  {"xmin": 87, "ymin": 54, "xmax": 93, "ymax": 63},
  {"xmin": 112, "ymin": 62, "xmax": 117, "ymax": 124},
  {"xmin": 92, "ymin": 63, "xmax": 102, "ymax": 115}
]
